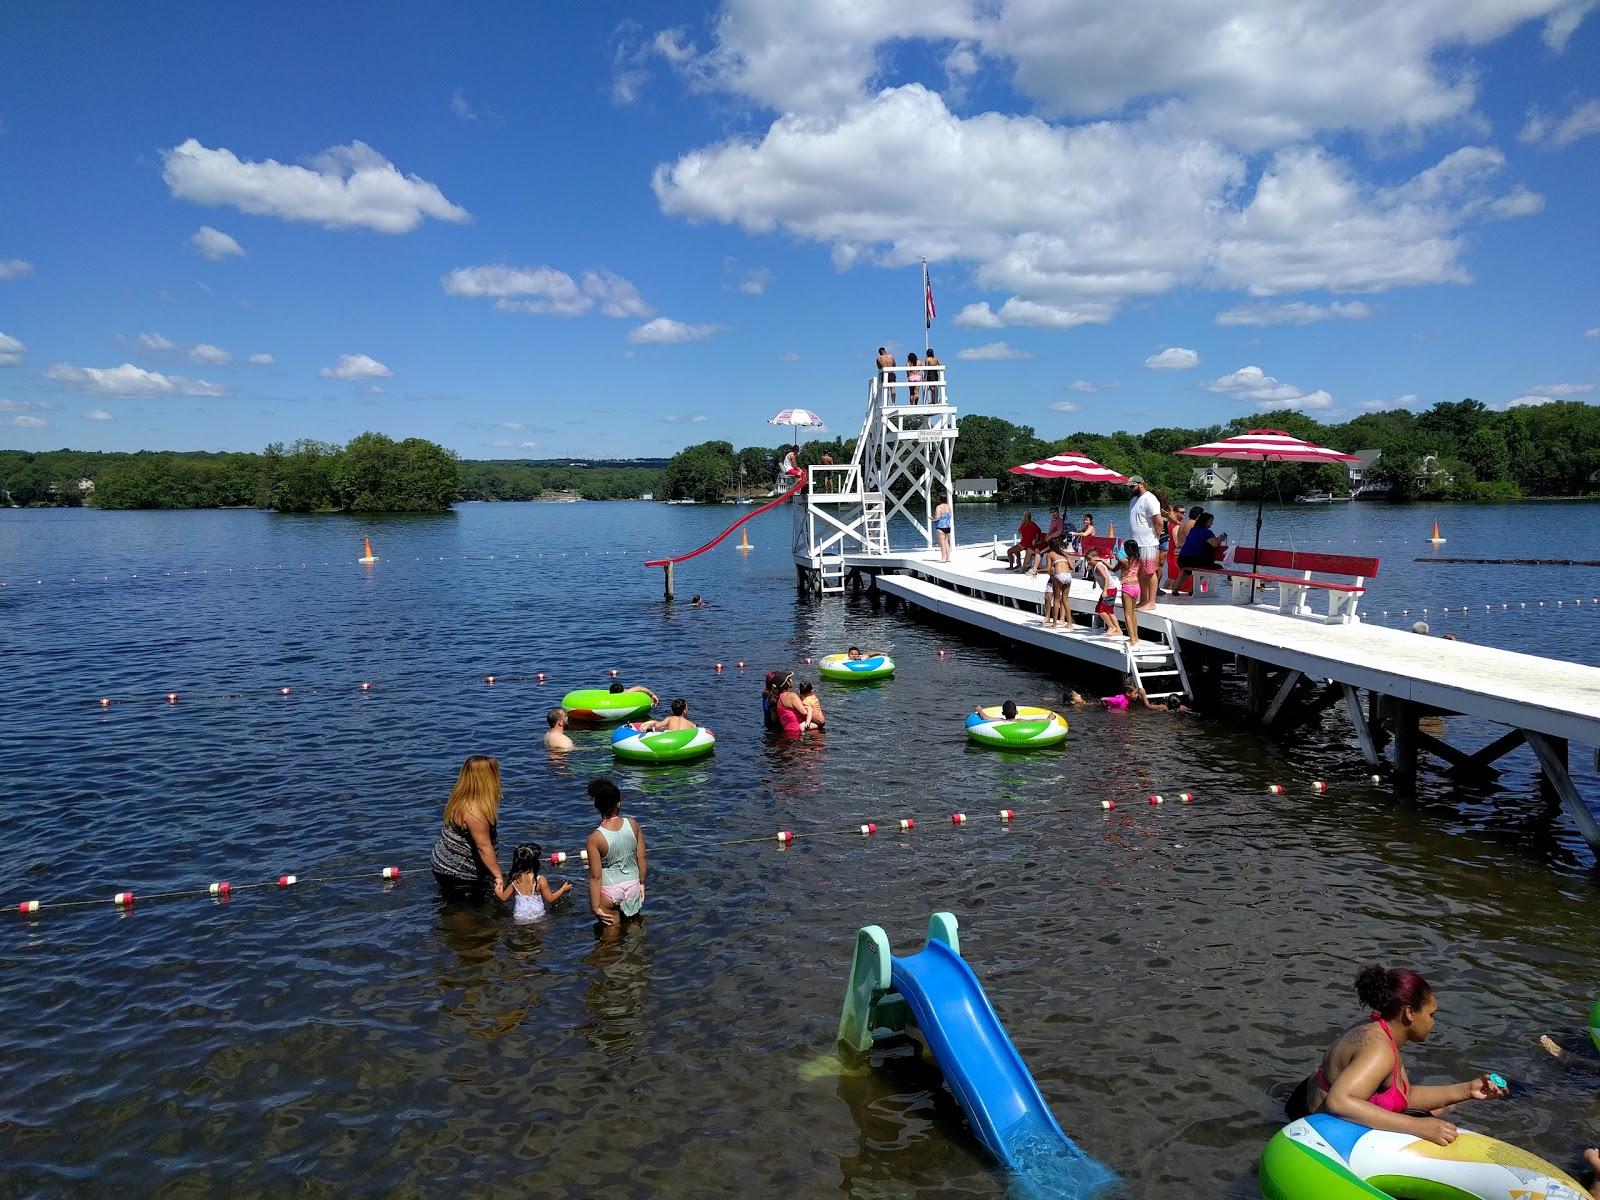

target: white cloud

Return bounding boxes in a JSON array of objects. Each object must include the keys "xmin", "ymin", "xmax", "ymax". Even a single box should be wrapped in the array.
[
  {"xmin": 628, "ymin": 317, "xmax": 720, "ymax": 345},
  {"xmin": 1206, "ymin": 364, "xmax": 1332, "ymax": 410},
  {"xmin": 43, "ymin": 363, "xmax": 228, "ymax": 398},
  {"xmin": 780, "ymin": 350, "xmax": 800, "ymax": 361},
  {"xmin": 491, "ymin": 439, "xmax": 514, "ymax": 448},
  {"xmin": 1491, "ymin": 186, "xmax": 1546, "ymax": 218},
  {"xmin": 499, "ymin": 420, "xmax": 527, "ymax": 431},
  {"xmin": 518, "ymin": 440, "xmax": 539, "ymax": 450},
  {"xmin": 0, "ymin": 332, "xmax": 23, "ymax": 366},
  {"xmin": 1359, "ymin": 393, "xmax": 1419, "ymax": 411},
  {"xmin": 442, "ymin": 264, "xmax": 653, "ymax": 318},
  {"xmin": 1520, "ymin": 98, "xmax": 1600, "ymax": 148},
  {"xmin": 83, "ymin": 408, "xmax": 112, "ymax": 422},
  {"xmin": 318, "ymin": 353, "xmax": 392, "ymax": 380},
  {"xmin": 1046, "ymin": 400, "xmax": 1080, "ymax": 412},
  {"xmin": 1071, "ymin": 379, "xmax": 1117, "ymax": 393},
  {"xmin": 1215, "ymin": 300, "xmax": 1372, "ymax": 326},
  {"xmin": 0, "ymin": 398, "xmax": 27, "ymax": 411},
  {"xmin": 723, "ymin": 258, "xmax": 774, "ymax": 295},
  {"xmin": 1507, "ymin": 394, "xmax": 1557, "ymax": 409},
  {"xmin": 450, "ymin": 89, "xmax": 477, "ymax": 120},
  {"xmin": 138, "ymin": 331, "xmax": 176, "ymax": 352},
  {"xmin": 189, "ymin": 343, "xmax": 232, "ymax": 366},
  {"xmin": 661, "ymin": 412, "xmax": 711, "ymax": 423},
  {"xmin": 582, "ymin": 270, "xmax": 653, "ymax": 318},
  {"xmin": 162, "ymin": 137, "xmax": 469, "ymax": 234},
  {"xmin": 954, "ymin": 303, "xmax": 1004, "ymax": 329},
  {"xmin": 1587, "ymin": 327, "xmax": 1600, "ymax": 340},
  {"xmin": 1543, "ymin": 2, "xmax": 1595, "ymax": 49},
  {"xmin": 249, "ymin": 353, "xmax": 274, "ymax": 366},
  {"xmin": 1145, "ymin": 347, "xmax": 1198, "ymax": 370},
  {"xmin": 955, "ymin": 298, "xmax": 1112, "ymax": 329},
  {"xmin": 957, "ymin": 340, "xmax": 1031, "ymax": 360},
  {"xmin": 1528, "ymin": 382, "xmax": 1594, "ymax": 396},
  {"xmin": 0, "ymin": 259, "xmax": 35, "ymax": 280},
  {"xmin": 7, "ymin": 414, "xmax": 46, "ymax": 429},
  {"xmin": 189, "ymin": 225, "xmax": 244, "ymax": 260}
]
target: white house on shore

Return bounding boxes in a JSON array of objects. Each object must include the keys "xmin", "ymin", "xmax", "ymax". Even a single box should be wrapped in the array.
[
  {"xmin": 1189, "ymin": 463, "xmax": 1238, "ymax": 497},
  {"xmin": 953, "ymin": 477, "xmax": 998, "ymax": 499}
]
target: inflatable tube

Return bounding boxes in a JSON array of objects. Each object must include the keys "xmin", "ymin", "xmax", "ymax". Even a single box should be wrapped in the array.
[
  {"xmin": 818, "ymin": 653, "xmax": 895, "ymax": 682},
  {"xmin": 1259, "ymin": 1114, "xmax": 1587, "ymax": 1200},
  {"xmin": 611, "ymin": 723, "xmax": 716, "ymax": 764},
  {"xmin": 965, "ymin": 707, "xmax": 1069, "ymax": 750},
  {"xmin": 1590, "ymin": 996, "xmax": 1600, "ymax": 1054},
  {"xmin": 562, "ymin": 688, "xmax": 653, "ymax": 722}
]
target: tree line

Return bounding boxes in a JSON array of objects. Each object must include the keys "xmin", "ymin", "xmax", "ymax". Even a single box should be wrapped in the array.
[{"xmin": 660, "ymin": 398, "xmax": 1600, "ymax": 506}]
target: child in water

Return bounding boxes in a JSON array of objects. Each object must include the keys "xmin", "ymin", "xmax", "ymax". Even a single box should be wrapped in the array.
[
  {"xmin": 494, "ymin": 843, "xmax": 571, "ymax": 923},
  {"xmin": 797, "ymin": 680, "xmax": 825, "ymax": 731},
  {"xmin": 642, "ymin": 697, "xmax": 697, "ymax": 732}
]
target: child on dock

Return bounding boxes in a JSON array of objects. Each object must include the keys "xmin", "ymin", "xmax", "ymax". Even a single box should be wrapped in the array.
[
  {"xmin": 1085, "ymin": 547, "xmax": 1123, "ymax": 640},
  {"xmin": 1118, "ymin": 539, "xmax": 1143, "ymax": 648},
  {"xmin": 494, "ymin": 843, "xmax": 571, "ymax": 923}
]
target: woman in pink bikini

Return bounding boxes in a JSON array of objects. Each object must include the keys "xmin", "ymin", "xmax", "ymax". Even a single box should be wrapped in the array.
[{"xmin": 1291, "ymin": 964, "xmax": 1508, "ymax": 1145}]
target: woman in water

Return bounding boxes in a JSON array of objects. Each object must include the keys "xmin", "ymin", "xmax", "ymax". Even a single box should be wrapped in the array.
[
  {"xmin": 1291, "ymin": 965, "xmax": 1507, "ymax": 1145},
  {"xmin": 429, "ymin": 755, "xmax": 507, "ymax": 902},
  {"xmin": 585, "ymin": 777, "xmax": 646, "ymax": 928}
]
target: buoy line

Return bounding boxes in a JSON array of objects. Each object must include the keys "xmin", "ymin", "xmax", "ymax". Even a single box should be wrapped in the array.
[{"xmin": 8, "ymin": 778, "xmax": 1372, "ymax": 921}]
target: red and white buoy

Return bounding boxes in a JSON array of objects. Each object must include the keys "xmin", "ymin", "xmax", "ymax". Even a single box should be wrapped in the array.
[
  {"xmin": 776, "ymin": 830, "xmax": 794, "ymax": 844},
  {"xmin": 548, "ymin": 852, "xmax": 567, "ymax": 866},
  {"xmin": 998, "ymin": 809, "xmax": 1015, "ymax": 821},
  {"xmin": 579, "ymin": 849, "xmax": 589, "ymax": 863},
  {"xmin": 899, "ymin": 818, "xmax": 915, "ymax": 831},
  {"xmin": 113, "ymin": 891, "xmax": 135, "ymax": 907},
  {"xmin": 860, "ymin": 822, "xmax": 877, "ymax": 835},
  {"xmin": 1101, "ymin": 800, "xmax": 1116, "ymax": 810},
  {"xmin": 166, "ymin": 692, "xmax": 178, "ymax": 704},
  {"xmin": 1148, "ymin": 794, "xmax": 1164, "ymax": 805},
  {"xmin": 484, "ymin": 675, "xmax": 496, "ymax": 685},
  {"xmin": 277, "ymin": 874, "xmax": 297, "ymax": 887},
  {"xmin": 713, "ymin": 663, "xmax": 724, "ymax": 672},
  {"xmin": 279, "ymin": 686, "xmax": 291, "ymax": 696},
  {"xmin": 609, "ymin": 669, "xmax": 620, "ymax": 678},
  {"xmin": 1267, "ymin": 784, "xmax": 1284, "ymax": 795},
  {"xmin": 951, "ymin": 812, "xmax": 967, "ymax": 825},
  {"xmin": 381, "ymin": 866, "xmax": 401, "ymax": 880},
  {"xmin": 17, "ymin": 900, "xmax": 40, "ymax": 914},
  {"xmin": 1178, "ymin": 792, "xmax": 1194, "ymax": 803},
  {"xmin": 1311, "ymin": 780, "xmax": 1327, "ymax": 792},
  {"xmin": 209, "ymin": 881, "xmax": 231, "ymax": 897}
]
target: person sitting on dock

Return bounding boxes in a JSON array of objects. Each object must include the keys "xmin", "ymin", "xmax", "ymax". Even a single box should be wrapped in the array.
[
  {"xmin": 1006, "ymin": 510, "xmax": 1042, "ymax": 570},
  {"xmin": 610, "ymin": 680, "xmax": 658, "ymax": 702},
  {"xmin": 1287, "ymin": 964, "xmax": 1508, "ymax": 1142},
  {"xmin": 544, "ymin": 707, "xmax": 574, "ymax": 752},
  {"xmin": 798, "ymin": 681, "xmax": 825, "ymax": 731},
  {"xmin": 642, "ymin": 697, "xmax": 697, "ymax": 733},
  {"xmin": 1172, "ymin": 513, "xmax": 1228, "ymax": 595}
]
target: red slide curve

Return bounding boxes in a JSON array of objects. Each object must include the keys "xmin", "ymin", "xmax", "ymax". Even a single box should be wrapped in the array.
[{"xmin": 644, "ymin": 472, "xmax": 808, "ymax": 566}]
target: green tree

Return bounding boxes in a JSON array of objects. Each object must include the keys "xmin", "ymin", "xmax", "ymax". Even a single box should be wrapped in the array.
[
  {"xmin": 664, "ymin": 440, "xmax": 734, "ymax": 503},
  {"xmin": 1462, "ymin": 426, "xmax": 1511, "ymax": 483}
]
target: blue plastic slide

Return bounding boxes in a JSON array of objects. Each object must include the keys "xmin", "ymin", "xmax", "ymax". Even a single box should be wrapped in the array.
[{"xmin": 838, "ymin": 914, "xmax": 1116, "ymax": 1197}]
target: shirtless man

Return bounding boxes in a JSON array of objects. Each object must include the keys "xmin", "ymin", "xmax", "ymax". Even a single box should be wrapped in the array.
[
  {"xmin": 875, "ymin": 346, "xmax": 897, "ymax": 398},
  {"xmin": 643, "ymin": 697, "xmax": 696, "ymax": 732},
  {"xmin": 543, "ymin": 707, "xmax": 574, "ymax": 752}
]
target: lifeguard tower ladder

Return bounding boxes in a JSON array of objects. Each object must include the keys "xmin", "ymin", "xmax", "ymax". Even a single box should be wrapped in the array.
[{"xmin": 793, "ymin": 366, "xmax": 958, "ymax": 594}]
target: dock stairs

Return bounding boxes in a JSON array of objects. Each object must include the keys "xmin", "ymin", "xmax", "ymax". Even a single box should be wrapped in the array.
[{"xmin": 1126, "ymin": 635, "xmax": 1191, "ymax": 702}]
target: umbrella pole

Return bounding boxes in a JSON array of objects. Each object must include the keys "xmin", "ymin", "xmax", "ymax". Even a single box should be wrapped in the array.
[{"xmin": 1249, "ymin": 460, "xmax": 1266, "ymax": 603}]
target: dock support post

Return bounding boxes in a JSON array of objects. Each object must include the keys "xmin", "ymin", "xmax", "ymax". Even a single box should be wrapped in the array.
[
  {"xmin": 1246, "ymin": 658, "xmax": 1266, "ymax": 719},
  {"xmin": 1392, "ymin": 700, "xmax": 1419, "ymax": 797},
  {"xmin": 1342, "ymin": 685, "xmax": 1381, "ymax": 767},
  {"xmin": 1459, "ymin": 729, "xmax": 1524, "ymax": 775},
  {"xmin": 1524, "ymin": 732, "xmax": 1600, "ymax": 855},
  {"xmin": 663, "ymin": 560, "xmax": 674, "ymax": 601},
  {"xmin": 1533, "ymin": 733, "xmax": 1569, "ymax": 816},
  {"xmin": 1263, "ymin": 669, "xmax": 1305, "ymax": 728}
]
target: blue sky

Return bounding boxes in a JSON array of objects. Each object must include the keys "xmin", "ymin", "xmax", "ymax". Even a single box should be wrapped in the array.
[{"xmin": 2, "ymin": 1, "xmax": 1598, "ymax": 458}]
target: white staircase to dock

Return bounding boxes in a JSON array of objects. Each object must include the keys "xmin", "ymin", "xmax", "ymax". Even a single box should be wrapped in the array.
[{"xmin": 793, "ymin": 368, "xmax": 957, "ymax": 594}]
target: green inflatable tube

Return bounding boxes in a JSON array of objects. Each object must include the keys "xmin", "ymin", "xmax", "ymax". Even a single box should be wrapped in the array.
[
  {"xmin": 817, "ymin": 653, "xmax": 895, "ymax": 682},
  {"xmin": 611, "ymin": 724, "xmax": 716, "ymax": 763},
  {"xmin": 1590, "ymin": 996, "xmax": 1600, "ymax": 1053},
  {"xmin": 965, "ymin": 706, "xmax": 1069, "ymax": 749},
  {"xmin": 562, "ymin": 688, "xmax": 654, "ymax": 722}
]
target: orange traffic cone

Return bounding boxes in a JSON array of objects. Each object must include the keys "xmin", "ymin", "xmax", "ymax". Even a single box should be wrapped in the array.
[
  {"xmin": 359, "ymin": 536, "xmax": 379, "ymax": 564},
  {"xmin": 738, "ymin": 527, "xmax": 753, "ymax": 552},
  {"xmin": 1428, "ymin": 519, "xmax": 1445, "ymax": 545}
]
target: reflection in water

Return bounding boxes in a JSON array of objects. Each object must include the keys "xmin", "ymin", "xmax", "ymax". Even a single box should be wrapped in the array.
[{"xmin": 582, "ymin": 919, "xmax": 652, "ymax": 1058}]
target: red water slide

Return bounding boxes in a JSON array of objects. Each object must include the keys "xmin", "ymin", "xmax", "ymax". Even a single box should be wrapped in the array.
[{"xmin": 644, "ymin": 472, "xmax": 808, "ymax": 566}]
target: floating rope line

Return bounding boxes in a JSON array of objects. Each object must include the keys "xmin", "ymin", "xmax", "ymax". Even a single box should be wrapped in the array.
[{"xmin": 10, "ymin": 778, "xmax": 1378, "ymax": 921}]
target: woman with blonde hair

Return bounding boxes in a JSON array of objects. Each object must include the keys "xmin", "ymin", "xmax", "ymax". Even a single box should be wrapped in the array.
[{"xmin": 429, "ymin": 755, "xmax": 507, "ymax": 901}]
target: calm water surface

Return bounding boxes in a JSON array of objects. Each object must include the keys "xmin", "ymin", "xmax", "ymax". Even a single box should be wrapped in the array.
[{"xmin": 1, "ymin": 500, "xmax": 1597, "ymax": 1199}]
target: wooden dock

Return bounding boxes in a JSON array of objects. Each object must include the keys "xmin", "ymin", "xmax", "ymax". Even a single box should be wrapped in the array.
[{"xmin": 848, "ymin": 544, "xmax": 1600, "ymax": 854}]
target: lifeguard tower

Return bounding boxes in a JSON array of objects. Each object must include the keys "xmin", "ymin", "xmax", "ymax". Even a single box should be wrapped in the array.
[{"xmin": 793, "ymin": 365, "xmax": 958, "ymax": 594}]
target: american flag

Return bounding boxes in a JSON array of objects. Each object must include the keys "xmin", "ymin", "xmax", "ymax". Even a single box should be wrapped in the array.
[{"xmin": 924, "ymin": 265, "xmax": 936, "ymax": 329}]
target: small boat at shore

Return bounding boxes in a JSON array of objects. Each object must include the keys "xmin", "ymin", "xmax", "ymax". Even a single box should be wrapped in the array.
[{"xmin": 1294, "ymin": 492, "xmax": 1333, "ymax": 504}]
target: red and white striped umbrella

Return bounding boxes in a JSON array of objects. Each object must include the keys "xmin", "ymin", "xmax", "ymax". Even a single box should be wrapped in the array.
[
  {"xmin": 767, "ymin": 408, "xmax": 826, "ymax": 430},
  {"xmin": 1008, "ymin": 451, "xmax": 1129, "ymax": 484},
  {"xmin": 1173, "ymin": 428, "xmax": 1361, "ymax": 464}
]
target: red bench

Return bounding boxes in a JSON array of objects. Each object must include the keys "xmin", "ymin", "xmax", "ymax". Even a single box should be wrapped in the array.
[{"xmin": 1218, "ymin": 546, "xmax": 1380, "ymax": 624}]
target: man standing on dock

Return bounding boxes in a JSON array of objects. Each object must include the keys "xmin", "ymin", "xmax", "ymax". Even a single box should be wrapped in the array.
[{"xmin": 1127, "ymin": 476, "xmax": 1163, "ymax": 612}]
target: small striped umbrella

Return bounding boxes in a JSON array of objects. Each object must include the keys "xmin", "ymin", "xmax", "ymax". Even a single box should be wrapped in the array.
[
  {"xmin": 1175, "ymin": 429, "xmax": 1361, "ymax": 599},
  {"xmin": 768, "ymin": 407, "xmax": 826, "ymax": 448},
  {"xmin": 1008, "ymin": 451, "xmax": 1129, "ymax": 484}
]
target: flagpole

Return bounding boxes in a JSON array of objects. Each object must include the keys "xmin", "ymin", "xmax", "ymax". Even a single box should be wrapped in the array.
[{"xmin": 921, "ymin": 258, "xmax": 930, "ymax": 359}]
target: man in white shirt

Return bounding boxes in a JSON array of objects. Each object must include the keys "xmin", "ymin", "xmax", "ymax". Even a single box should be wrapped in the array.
[{"xmin": 1126, "ymin": 475, "xmax": 1164, "ymax": 612}]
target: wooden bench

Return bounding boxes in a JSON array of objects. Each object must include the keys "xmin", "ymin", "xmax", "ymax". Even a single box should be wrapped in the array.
[{"xmin": 1218, "ymin": 546, "xmax": 1380, "ymax": 624}]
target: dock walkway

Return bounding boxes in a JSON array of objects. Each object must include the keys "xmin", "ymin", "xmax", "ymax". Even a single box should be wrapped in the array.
[{"xmin": 854, "ymin": 544, "xmax": 1600, "ymax": 852}]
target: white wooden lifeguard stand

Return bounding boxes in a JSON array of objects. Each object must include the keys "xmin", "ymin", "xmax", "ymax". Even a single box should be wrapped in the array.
[{"xmin": 793, "ymin": 365, "xmax": 957, "ymax": 594}]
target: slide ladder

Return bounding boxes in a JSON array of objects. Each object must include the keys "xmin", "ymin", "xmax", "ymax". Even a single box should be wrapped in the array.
[{"xmin": 837, "ymin": 913, "xmax": 1116, "ymax": 1197}]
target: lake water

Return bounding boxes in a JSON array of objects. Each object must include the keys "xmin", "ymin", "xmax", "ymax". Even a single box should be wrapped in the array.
[{"xmin": 2, "ymin": 499, "xmax": 1598, "ymax": 1199}]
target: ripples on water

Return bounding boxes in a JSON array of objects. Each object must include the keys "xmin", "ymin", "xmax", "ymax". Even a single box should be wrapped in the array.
[{"xmin": 1, "ymin": 502, "xmax": 1597, "ymax": 1198}]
